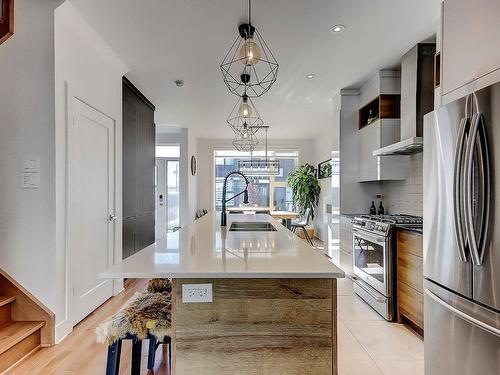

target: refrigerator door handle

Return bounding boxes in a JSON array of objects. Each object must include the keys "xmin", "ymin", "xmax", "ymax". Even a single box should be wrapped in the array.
[
  {"xmin": 452, "ymin": 117, "xmax": 469, "ymax": 262},
  {"xmin": 464, "ymin": 113, "xmax": 491, "ymax": 266},
  {"xmin": 425, "ymin": 289, "xmax": 500, "ymax": 338}
]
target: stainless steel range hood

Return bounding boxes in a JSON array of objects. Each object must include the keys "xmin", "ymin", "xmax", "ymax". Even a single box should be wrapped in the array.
[
  {"xmin": 373, "ymin": 43, "xmax": 435, "ymax": 157},
  {"xmin": 373, "ymin": 137, "xmax": 423, "ymax": 156}
]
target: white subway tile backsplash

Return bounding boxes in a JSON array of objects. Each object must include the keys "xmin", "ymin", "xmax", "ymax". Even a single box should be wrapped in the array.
[{"xmin": 380, "ymin": 154, "xmax": 423, "ymax": 216}]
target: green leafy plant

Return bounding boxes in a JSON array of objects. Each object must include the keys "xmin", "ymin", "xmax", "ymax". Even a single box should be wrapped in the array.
[{"xmin": 287, "ymin": 163, "xmax": 321, "ymax": 219}]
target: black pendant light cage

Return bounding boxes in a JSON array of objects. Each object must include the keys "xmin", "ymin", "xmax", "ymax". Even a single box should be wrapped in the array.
[
  {"xmin": 220, "ymin": 0, "xmax": 279, "ymax": 98},
  {"xmin": 232, "ymin": 131, "xmax": 259, "ymax": 152},
  {"xmin": 227, "ymin": 94, "xmax": 264, "ymax": 135},
  {"xmin": 237, "ymin": 126, "xmax": 280, "ymax": 176}
]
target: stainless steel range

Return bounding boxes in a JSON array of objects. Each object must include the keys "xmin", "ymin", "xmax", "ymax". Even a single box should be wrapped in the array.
[{"xmin": 351, "ymin": 214, "xmax": 423, "ymax": 321}]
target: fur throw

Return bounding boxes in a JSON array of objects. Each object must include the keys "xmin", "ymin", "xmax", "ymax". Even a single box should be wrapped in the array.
[
  {"xmin": 96, "ymin": 290, "xmax": 172, "ymax": 345},
  {"xmin": 147, "ymin": 278, "xmax": 172, "ymax": 293}
]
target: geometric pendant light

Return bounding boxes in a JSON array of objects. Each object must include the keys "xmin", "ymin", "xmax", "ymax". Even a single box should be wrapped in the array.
[
  {"xmin": 220, "ymin": 0, "xmax": 279, "ymax": 98},
  {"xmin": 227, "ymin": 93, "xmax": 264, "ymax": 136},
  {"xmin": 232, "ymin": 129, "xmax": 259, "ymax": 152}
]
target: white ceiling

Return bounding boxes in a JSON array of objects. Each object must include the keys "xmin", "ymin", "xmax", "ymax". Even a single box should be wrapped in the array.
[{"xmin": 70, "ymin": 0, "xmax": 440, "ymax": 139}]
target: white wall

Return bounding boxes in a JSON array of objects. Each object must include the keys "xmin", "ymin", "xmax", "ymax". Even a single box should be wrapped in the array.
[
  {"xmin": 196, "ymin": 138, "xmax": 315, "ymax": 213},
  {"xmin": 54, "ymin": 2, "xmax": 128, "ymax": 341},
  {"xmin": 0, "ymin": 0, "xmax": 61, "ymax": 314}
]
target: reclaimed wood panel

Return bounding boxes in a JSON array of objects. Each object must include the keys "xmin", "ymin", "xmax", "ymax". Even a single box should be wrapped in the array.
[
  {"xmin": 396, "ymin": 229, "xmax": 423, "ymax": 333},
  {"xmin": 397, "ymin": 251, "xmax": 423, "ymax": 293},
  {"xmin": 397, "ymin": 230, "xmax": 423, "ymax": 258},
  {"xmin": 397, "ymin": 281, "xmax": 423, "ymax": 330},
  {"xmin": 172, "ymin": 278, "xmax": 337, "ymax": 375}
]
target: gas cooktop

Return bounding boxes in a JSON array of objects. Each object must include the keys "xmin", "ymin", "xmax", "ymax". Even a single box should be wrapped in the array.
[
  {"xmin": 352, "ymin": 214, "xmax": 423, "ymax": 237},
  {"xmin": 358, "ymin": 214, "xmax": 423, "ymax": 225}
]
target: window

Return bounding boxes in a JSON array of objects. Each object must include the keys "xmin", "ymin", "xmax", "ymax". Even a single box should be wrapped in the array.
[
  {"xmin": 214, "ymin": 149, "xmax": 298, "ymax": 211},
  {"xmin": 156, "ymin": 145, "xmax": 180, "ymax": 158}
]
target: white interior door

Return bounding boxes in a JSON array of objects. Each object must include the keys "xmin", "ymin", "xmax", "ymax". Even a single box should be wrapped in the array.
[
  {"xmin": 155, "ymin": 159, "xmax": 167, "ymax": 239},
  {"xmin": 70, "ymin": 98, "xmax": 115, "ymax": 325}
]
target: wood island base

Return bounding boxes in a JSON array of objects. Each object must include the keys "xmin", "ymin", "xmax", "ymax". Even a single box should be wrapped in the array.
[{"xmin": 171, "ymin": 278, "xmax": 338, "ymax": 375}]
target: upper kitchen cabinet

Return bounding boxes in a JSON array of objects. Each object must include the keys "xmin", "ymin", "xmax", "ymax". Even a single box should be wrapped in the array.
[
  {"xmin": 441, "ymin": 0, "xmax": 500, "ymax": 103},
  {"xmin": 358, "ymin": 71, "xmax": 405, "ymax": 182}
]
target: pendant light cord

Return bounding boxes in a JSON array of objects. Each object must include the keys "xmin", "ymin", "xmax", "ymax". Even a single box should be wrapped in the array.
[
  {"xmin": 265, "ymin": 127, "xmax": 268, "ymax": 163},
  {"xmin": 248, "ymin": 0, "xmax": 252, "ymax": 25}
]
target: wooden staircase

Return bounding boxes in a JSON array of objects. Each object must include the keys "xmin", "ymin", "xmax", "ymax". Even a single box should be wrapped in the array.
[{"xmin": 0, "ymin": 271, "xmax": 54, "ymax": 374}]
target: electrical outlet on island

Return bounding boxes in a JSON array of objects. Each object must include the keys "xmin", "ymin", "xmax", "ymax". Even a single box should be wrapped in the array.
[{"xmin": 182, "ymin": 283, "xmax": 213, "ymax": 303}]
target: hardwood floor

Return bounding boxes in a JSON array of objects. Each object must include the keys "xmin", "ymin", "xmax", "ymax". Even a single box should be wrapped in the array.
[{"xmin": 11, "ymin": 279, "xmax": 170, "ymax": 375}]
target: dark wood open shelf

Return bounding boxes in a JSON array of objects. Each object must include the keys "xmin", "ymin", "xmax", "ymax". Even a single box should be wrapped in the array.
[{"xmin": 358, "ymin": 94, "xmax": 401, "ymax": 129}]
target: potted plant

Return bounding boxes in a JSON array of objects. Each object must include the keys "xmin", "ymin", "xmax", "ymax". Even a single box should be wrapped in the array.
[{"xmin": 287, "ymin": 164, "xmax": 321, "ymax": 238}]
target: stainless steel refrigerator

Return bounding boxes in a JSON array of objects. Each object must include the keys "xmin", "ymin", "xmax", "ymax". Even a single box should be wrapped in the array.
[{"xmin": 423, "ymin": 83, "xmax": 500, "ymax": 375}]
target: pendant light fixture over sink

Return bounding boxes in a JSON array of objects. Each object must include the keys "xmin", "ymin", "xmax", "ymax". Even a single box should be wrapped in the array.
[
  {"xmin": 220, "ymin": 0, "xmax": 279, "ymax": 98},
  {"xmin": 227, "ymin": 93, "xmax": 264, "ymax": 136},
  {"xmin": 232, "ymin": 129, "xmax": 259, "ymax": 152}
]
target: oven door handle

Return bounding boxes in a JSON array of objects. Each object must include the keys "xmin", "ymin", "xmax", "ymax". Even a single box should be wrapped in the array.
[
  {"xmin": 352, "ymin": 275, "xmax": 386, "ymax": 303},
  {"xmin": 352, "ymin": 228, "xmax": 386, "ymax": 244}
]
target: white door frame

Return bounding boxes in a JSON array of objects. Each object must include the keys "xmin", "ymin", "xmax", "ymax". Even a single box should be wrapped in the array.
[
  {"xmin": 65, "ymin": 84, "xmax": 121, "ymax": 328},
  {"xmin": 155, "ymin": 156, "xmax": 180, "ymax": 236},
  {"xmin": 155, "ymin": 158, "xmax": 167, "ymax": 239}
]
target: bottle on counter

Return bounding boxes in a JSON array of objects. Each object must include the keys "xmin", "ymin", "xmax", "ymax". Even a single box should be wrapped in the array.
[
  {"xmin": 377, "ymin": 201, "xmax": 385, "ymax": 215},
  {"xmin": 370, "ymin": 201, "xmax": 377, "ymax": 215}
]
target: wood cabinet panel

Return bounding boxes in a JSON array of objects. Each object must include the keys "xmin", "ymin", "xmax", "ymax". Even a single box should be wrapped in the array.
[
  {"xmin": 122, "ymin": 218, "xmax": 136, "ymax": 260},
  {"xmin": 122, "ymin": 77, "xmax": 155, "ymax": 259},
  {"xmin": 397, "ymin": 230, "xmax": 423, "ymax": 258},
  {"xmin": 396, "ymin": 229, "xmax": 423, "ymax": 333},
  {"xmin": 172, "ymin": 278, "xmax": 337, "ymax": 375},
  {"xmin": 122, "ymin": 89, "xmax": 137, "ymax": 219},
  {"xmin": 397, "ymin": 251, "xmax": 423, "ymax": 293},
  {"xmin": 397, "ymin": 281, "xmax": 423, "ymax": 329}
]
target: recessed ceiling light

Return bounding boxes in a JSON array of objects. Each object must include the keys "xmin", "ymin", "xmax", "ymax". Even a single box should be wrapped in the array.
[
  {"xmin": 331, "ymin": 24, "xmax": 345, "ymax": 33},
  {"xmin": 174, "ymin": 79, "xmax": 185, "ymax": 87},
  {"xmin": 306, "ymin": 74, "xmax": 316, "ymax": 79}
]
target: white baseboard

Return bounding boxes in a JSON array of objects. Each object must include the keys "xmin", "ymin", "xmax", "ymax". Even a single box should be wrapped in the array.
[{"xmin": 55, "ymin": 319, "xmax": 73, "ymax": 344}]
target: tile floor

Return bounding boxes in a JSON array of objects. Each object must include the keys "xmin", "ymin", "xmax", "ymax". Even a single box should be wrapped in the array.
[{"xmin": 336, "ymin": 277, "xmax": 424, "ymax": 375}]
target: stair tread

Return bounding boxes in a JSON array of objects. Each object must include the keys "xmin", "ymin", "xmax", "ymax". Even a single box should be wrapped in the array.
[
  {"xmin": 0, "ymin": 296, "xmax": 16, "ymax": 308},
  {"xmin": 0, "ymin": 321, "xmax": 44, "ymax": 355}
]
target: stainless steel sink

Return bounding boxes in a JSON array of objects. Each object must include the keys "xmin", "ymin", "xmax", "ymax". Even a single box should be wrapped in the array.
[{"xmin": 229, "ymin": 221, "xmax": 277, "ymax": 232}]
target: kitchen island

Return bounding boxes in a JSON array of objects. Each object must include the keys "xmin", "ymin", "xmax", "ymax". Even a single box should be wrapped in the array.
[{"xmin": 102, "ymin": 212, "xmax": 344, "ymax": 375}]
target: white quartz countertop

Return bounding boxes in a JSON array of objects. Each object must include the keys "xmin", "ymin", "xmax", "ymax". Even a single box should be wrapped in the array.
[{"xmin": 101, "ymin": 212, "xmax": 344, "ymax": 279}]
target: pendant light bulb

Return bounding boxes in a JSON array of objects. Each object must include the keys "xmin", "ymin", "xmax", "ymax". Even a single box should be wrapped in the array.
[
  {"xmin": 238, "ymin": 96, "xmax": 252, "ymax": 117},
  {"xmin": 239, "ymin": 37, "xmax": 261, "ymax": 65},
  {"xmin": 241, "ymin": 123, "xmax": 249, "ymax": 139}
]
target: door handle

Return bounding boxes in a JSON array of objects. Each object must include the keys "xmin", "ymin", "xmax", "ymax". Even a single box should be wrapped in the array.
[
  {"xmin": 425, "ymin": 289, "xmax": 500, "ymax": 338},
  {"xmin": 352, "ymin": 275, "xmax": 386, "ymax": 303},
  {"xmin": 464, "ymin": 113, "xmax": 490, "ymax": 266},
  {"xmin": 452, "ymin": 117, "xmax": 469, "ymax": 262},
  {"xmin": 109, "ymin": 214, "xmax": 117, "ymax": 222}
]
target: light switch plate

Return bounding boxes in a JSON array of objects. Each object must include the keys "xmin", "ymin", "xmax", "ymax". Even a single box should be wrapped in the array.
[
  {"xmin": 22, "ymin": 173, "xmax": 40, "ymax": 189},
  {"xmin": 182, "ymin": 283, "xmax": 213, "ymax": 303},
  {"xmin": 23, "ymin": 157, "xmax": 39, "ymax": 173}
]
